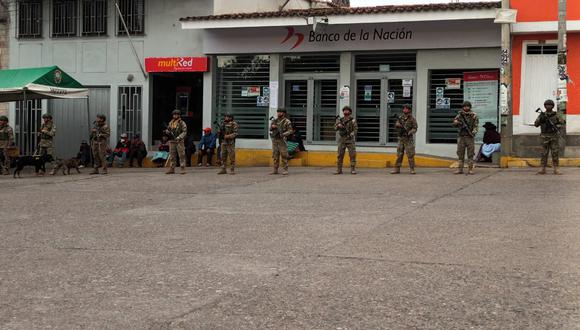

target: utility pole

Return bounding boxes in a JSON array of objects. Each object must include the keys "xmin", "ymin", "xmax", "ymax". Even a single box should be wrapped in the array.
[
  {"xmin": 557, "ymin": 0, "xmax": 568, "ymax": 153},
  {"xmin": 498, "ymin": 0, "xmax": 514, "ymax": 160}
]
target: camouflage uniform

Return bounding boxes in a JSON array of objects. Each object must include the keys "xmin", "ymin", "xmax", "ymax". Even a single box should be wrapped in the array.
[
  {"xmin": 452, "ymin": 110, "xmax": 479, "ymax": 172},
  {"xmin": 394, "ymin": 113, "xmax": 418, "ymax": 172},
  {"xmin": 271, "ymin": 116, "xmax": 293, "ymax": 174},
  {"xmin": 535, "ymin": 111, "xmax": 565, "ymax": 170},
  {"xmin": 35, "ymin": 121, "xmax": 56, "ymax": 157},
  {"xmin": 335, "ymin": 116, "xmax": 358, "ymax": 174},
  {"xmin": 90, "ymin": 123, "xmax": 111, "ymax": 173},
  {"xmin": 220, "ymin": 121, "xmax": 239, "ymax": 174},
  {"xmin": 167, "ymin": 118, "xmax": 188, "ymax": 171},
  {"xmin": 0, "ymin": 122, "xmax": 14, "ymax": 175}
]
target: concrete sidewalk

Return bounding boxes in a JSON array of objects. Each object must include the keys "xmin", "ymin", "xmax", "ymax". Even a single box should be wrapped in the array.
[{"xmin": 1, "ymin": 167, "xmax": 579, "ymax": 329}]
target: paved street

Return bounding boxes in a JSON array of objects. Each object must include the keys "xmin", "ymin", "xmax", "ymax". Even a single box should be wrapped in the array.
[{"xmin": 1, "ymin": 166, "xmax": 580, "ymax": 329}]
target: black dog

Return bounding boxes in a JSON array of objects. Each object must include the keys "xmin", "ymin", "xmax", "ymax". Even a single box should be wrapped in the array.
[{"xmin": 13, "ymin": 154, "xmax": 54, "ymax": 178}]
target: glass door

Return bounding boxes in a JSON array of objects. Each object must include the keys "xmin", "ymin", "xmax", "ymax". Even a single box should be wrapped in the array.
[
  {"xmin": 284, "ymin": 80, "xmax": 308, "ymax": 135},
  {"xmin": 312, "ymin": 79, "xmax": 338, "ymax": 143},
  {"xmin": 355, "ymin": 79, "xmax": 382, "ymax": 144}
]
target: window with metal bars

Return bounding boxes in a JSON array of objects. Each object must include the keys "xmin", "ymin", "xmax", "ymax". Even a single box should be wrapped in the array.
[
  {"xmin": 116, "ymin": 0, "xmax": 145, "ymax": 35},
  {"xmin": 52, "ymin": 0, "xmax": 78, "ymax": 37},
  {"xmin": 427, "ymin": 69, "xmax": 465, "ymax": 144},
  {"xmin": 283, "ymin": 54, "xmax": 340, "ymax": 73},
  {"xmin": 355, "ymin": 53, "xmax": 416, "ymax": 72},
  {"xmin": 17, "ymin": 0, "xmax": 43, "ymax": 38},
  {"xmin": 215, "ymin": 55, "xmax": 270, "ymax": 139},
  {"xmin": 427, "ymin": 69, "xmax": 498, "ymax": 144},
  {"xmin": 82, "ymin": 0, "xmax": 107, "ymax": 36}
]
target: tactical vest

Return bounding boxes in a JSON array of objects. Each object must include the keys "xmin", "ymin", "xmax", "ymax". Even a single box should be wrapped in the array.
[{"xmin": 540, "ymin": 113, "xmax": 560, "ymax": 134}]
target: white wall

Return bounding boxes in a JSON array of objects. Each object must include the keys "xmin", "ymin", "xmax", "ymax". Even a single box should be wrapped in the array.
[
  {"xmin": 213, "ymin": 0, "xmax": 313, "ymax": 15},
  {"xmin": 8, "ymin": 0, "xmax": 211, "ymax": 147}
]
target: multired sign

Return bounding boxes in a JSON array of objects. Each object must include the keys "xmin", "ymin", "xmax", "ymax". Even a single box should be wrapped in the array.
[{"xmin": 145, "ymin": 57, "xmax": 209, "ymax": 73}]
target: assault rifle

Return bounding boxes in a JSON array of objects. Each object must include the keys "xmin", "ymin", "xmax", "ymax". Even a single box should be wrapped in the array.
[
  {"xmin": 392, "ymin": 114, "xmax": 410, "ymax": 137},
  {"xmin": 457, "ymin": 112, "xmax": 475, "ymax": 138},
  {"xmin": 335, "ymin": 115, "xmax": 353, "ymax": 137},
  {"xmin": 89, "ymin": 121, "xmax": 99, "ymax": 140},
  {"xmin": 535, "ymin": 108, "xmax": 562, "ymax": 136},
  {"xmin": 269, "ymin": 116, "xmax": 283, "ymax": 138},
  {"xmin": 162, "ymin": 122, "xmax": 175, "ymax": 140},
  {"xmin": 213, "ymin": 120, "xmax": 225, "ymax": 143}
]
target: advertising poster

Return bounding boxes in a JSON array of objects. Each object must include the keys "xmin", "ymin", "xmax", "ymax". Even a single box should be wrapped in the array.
[
  {"xmin": 364, "ymin": 85, "xmax": 372, "ymax": 101},
  {"xmin": 463, "ymin": 71, "xmax": 499, "ymax": 143}
]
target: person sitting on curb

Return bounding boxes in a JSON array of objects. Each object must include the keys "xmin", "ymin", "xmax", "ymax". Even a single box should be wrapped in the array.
[{"xmin": 198, "ymin": 127, "xmax": 217, "ymax": 167}]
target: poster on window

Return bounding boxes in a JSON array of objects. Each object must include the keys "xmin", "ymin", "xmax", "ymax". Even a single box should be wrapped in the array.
[{"xmin": 463, "ymin": 71, "xmax": 499, "ymax": 143}]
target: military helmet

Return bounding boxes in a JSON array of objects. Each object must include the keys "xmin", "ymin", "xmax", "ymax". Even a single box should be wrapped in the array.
[
  {"xmin": 0, "ymin": 115, "xmax": 8, "ymax": 122},
  {"xmin": 544, "ymin": 99, "xmax": 555, "ymax": 106},
  {"xmin": 172, "ymin": 109, "xmax": 181, "ymax": 115},
  {"xmin": 96, "ymin": 114, "xmax": 107, "ymax": 121},
  {"xmin": 42, "ymin": 113, "xmax": 52, "ymax": 119},
  {"xmin": 462, "ymin": 101, "xmax": 472, "ymax": 108},
  {"xmin": 403, "ymin": 104, "xmax": 412, "ymax": 110},
  {"xmin": 224, "ymin": 112, "xmax": 234, "ymax": 119},
  {"xmin": 342, "ymin": 106, "xmax": 352, "ymax": 113},
  {"xmin": 277, "ymin": 108, "xmax": 287, "ymax": 113}
]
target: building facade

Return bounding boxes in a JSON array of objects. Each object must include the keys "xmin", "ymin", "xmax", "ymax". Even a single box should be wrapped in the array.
[
  {"xmin": 6, "ymin": 0, "xmax": 212, "ymax": 157},
  {"xmin": 510, "ymin": 0, "xmax": 580, "ymax": 157},
  {"xmin": 182, "ymin": 2, "xmax": 501, "ymax": 159}
]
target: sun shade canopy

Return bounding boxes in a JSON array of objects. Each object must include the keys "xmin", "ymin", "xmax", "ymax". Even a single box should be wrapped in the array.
[{"xmin": 0, "ymin": 66, "xmax": 88, "ymax": 102}]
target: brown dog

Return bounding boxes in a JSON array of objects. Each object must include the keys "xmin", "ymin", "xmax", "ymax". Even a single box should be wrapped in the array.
[{"xmin": 50, "ymin": 158, "xmax": 82, "ymax": 175}]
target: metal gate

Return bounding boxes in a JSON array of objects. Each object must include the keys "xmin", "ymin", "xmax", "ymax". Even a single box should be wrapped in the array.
[
  {"xmin": 118, "ymin": 86, "xmax": 142, "ymax": 140},
  {"xmin": 49, "ymin": 87, "xmax": 111, "ymax": 158},
  {"xmin": 15, "ymin": 99, "xmax": 43, "ymax": 155}
]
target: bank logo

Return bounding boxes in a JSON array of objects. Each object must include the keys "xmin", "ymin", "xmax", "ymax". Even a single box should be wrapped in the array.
[{"xmin": 281, "ymin": 27, "xmax": 304, "ymax": 50}]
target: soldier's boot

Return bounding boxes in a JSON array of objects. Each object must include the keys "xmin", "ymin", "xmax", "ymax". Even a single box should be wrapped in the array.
[
  {"xmin": 350, "ymin": 166, "xmax": 357, "ymax": 175},
  {"xmin": 454, "ymin": 162, "xmax": 464, "ymax": 175},
  {"xmin": 467, "ymin": 165, "xmax": 475, "ymax": 175},
  {"xmin": 229, "ymin": 167, "xmax": 236, "ymax": 175},
  {"xmin": 282, "ymin": 168, "xmax": 289, "ymax": 176},
  {"xmin": 270, "ymin": 168, "xmax": 279, "ymax": 175},
  {"xmin": 101, "ymin": 167, "xmax": 108, "ymax": 175},
  {"xmin": 180, "ymin": 166, "xmax": 186, "ymax": 175},
  {"xmin": 409, "ymin": 167, "xmax": 416, "ymax": 175},
  {"xmin": 89, "ymin": 168, "xmax": 99, "ymax": 175},
  {"xmin": 217, "ymin": 167, "xmax": 227, "ymax": 175},
  {"xmin": 409, "ymin": 160, "xmax": 416, "ymax": 175},
  {"xmin": 166, "ymin": 167, "xmax": 175, "ymax": 175},
  {"xmin": 334, "ymin": 166, "xmax": 343, "ymax": 175},
  {"xmin": 390, "ymin": 167, "xmax": 401, "ymax": 174},
  {"xmin": 536, "ymin": 167, "xmax": 547, "ymax": 175},
  {"xmin": 553, "ymin": 163, "xmax": 562, "ymax": 175}
]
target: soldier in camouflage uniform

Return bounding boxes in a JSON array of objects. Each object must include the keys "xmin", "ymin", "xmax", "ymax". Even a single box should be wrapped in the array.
[
  {"xmin": 270, "ymin": 108, "xmax": 293, "ymax": 175},
  {"xmin": 391, "ymin": 104, "xmax": 418, "ymax": 175},
  {"xmin": 334, "ymin": 106, "xmax": 358, "ymax": 175},
  {"xmin": 217, "ymin": 113, "xmax": 239, "ymax": 175},
  {"xmin": 89, "ymin": 114, "xmax": 111, "ymax": 175},
  {"xmin": 452, "ymin": 101, "xmax": 479, "ymax": 175},
  {"xmin": 34, "ymin": 113, "xmax": 57, "ymax": 174},
  {"xmin": 165, "ymin": 109, "xmax": 188, "ymax": 175},
  {"xmin": 0, "ymin": 115, "xmax": 14, "ymax": 175},
  {"xmin": 534, "ymin": 99, "xmax": 566, "ymax": 175}
]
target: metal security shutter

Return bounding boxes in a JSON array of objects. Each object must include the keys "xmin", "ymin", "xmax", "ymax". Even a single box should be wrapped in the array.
[
  {"xmin": 355, "ymin": 53, "xmax": 416, "ymax": 72},
  {"xmin": 427, "ymin": 70, "xmax": 466, "ymax": 144},
  {"xmin": 49, "ymin": 87, "xmax": 110, "ymax": 158},
  {"xmin": 283, "ymin": 55, "xmax": 340, "ymax": 73},
  {"xmin": 215, "ymin": 55, "xmax": 270, "ymax": 139}
]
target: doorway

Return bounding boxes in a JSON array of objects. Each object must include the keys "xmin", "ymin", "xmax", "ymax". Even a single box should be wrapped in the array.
[
  {"xmin": 354, "ymin": 74, "xmax": 415, "ymax": 145},
  {"xmin": 151, "ymin": 73, "xmax": 203, "ymax": 143}
]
